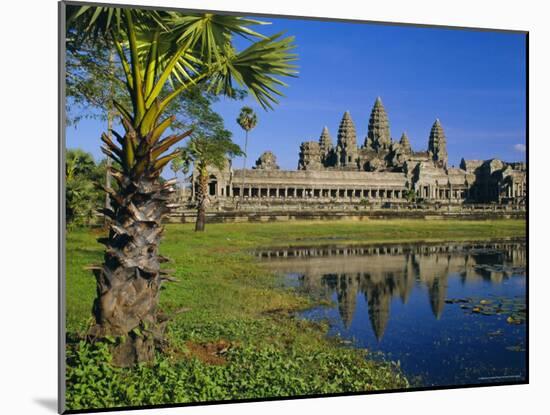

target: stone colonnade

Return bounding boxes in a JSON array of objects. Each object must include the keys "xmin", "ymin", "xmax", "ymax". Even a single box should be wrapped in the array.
[
  {"xmin": 416, "ymin": 183, "xmax": 469, "ymax": 201},
  {"xmin": 503, "ymin": 181, "xmax": 526, "ymax": 199},
  {"xmin": 225, "ymin": 184, "xmax": 408, "ymax": 200}
]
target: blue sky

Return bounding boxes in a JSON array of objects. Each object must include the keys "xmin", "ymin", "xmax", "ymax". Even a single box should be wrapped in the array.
[{"xmin": 66, "ymin": 16, "xmax": 527, "ymax": 170}]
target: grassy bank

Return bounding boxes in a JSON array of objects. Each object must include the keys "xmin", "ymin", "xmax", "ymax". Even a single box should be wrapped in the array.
[{"xmin": 65, "ymin": 219, "xmax": 525, "ymax": 410}]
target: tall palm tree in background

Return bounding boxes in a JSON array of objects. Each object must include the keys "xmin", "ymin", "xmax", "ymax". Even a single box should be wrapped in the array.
[
  {"xmin": 68, "ymin": 5, "xmax": 297, "ymax": 366},
  {"xmin": 236, "ymin": 106, "xmax": 258, "ymax": 198},
  {"xmin": 179, "ymin": 135, "xmax": 243, "ymax": 232}
]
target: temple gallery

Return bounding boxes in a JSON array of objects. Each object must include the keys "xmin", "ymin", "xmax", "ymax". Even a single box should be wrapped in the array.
[{"xmin": 189, "ymin": 97, "xmax": 526, "ymax": 209}]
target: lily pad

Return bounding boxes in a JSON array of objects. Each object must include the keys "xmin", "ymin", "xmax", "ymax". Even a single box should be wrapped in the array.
[
  {"xmin": 506, "ymin": 345, "xmax": 526, "ymax": 352},
  {"xmin": 506, "ymin": 316, "xmax": 523, "ymax": 325}
]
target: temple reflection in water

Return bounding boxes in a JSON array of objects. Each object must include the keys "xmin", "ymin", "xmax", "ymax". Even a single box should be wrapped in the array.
[{"xmin": 257, "ymin": 242, "xmax": 526, "ymax": 340}]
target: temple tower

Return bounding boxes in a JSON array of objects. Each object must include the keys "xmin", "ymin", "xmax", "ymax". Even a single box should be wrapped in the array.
[
  {"xmin": 319, "ymin": 126, "xmax": 336, "ymax": 167},
  {"xmin": 399, "ymin": 132, "xmax": 412, "ymax": 154},
  {"xmin": 255, "ymin": 151, "xmax": 280, "ymax": 170},
  {"xmin": 366, "ymin": 96, "xmax": 391, "ymax": 152},
  {"xmin": 298, "ymin": 141, "xmax": 323, "ymax": 170},
  {"xmin": 428, "ymin": 119, "xmax": 448, "ymax": 167},
  {"xmin": 336, "ymin": 111, "xmax": 358, "ymax": 167},
  {"xmin": 319, "ymin": 126, "xmax": 333, "ymax": 153}
]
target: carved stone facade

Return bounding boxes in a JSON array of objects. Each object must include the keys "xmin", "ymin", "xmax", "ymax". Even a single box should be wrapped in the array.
[
  {"xmin": 298, "ymin": 141, "xmax": 323, "ymax": 171},
  {"xmin": 254, "ymin": 151, "xmax": 279, "ymax": 170},
  {"xmin": 192, "ymin": 96, "xmax": 526, "ymax": 206}
]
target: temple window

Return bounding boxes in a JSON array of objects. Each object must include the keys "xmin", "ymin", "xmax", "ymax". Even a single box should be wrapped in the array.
[{"xmin": 208, "ymin": 176, "xmax": 217, "ymax": 196}]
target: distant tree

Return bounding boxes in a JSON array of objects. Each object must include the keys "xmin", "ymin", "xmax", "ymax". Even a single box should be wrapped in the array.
[
  {"xmin": 65, "ymin": 149, "xmax": 103, "ymax": 226},
  {"xmin": 171, "ymin": 98, "xmax": 242, "ymax": 231},
  {"xmin": 170, "ymin": 157, "xmax": 184, "ymax": 179},
  {"xmin": 169, "ymin": 86, "xmax": 245, "ymax": 220},
  {"xmin": 405, "ymin": 189, "xmax": 417, "ymax": 203},
  {"xmin": 169, "ymin": 156, "xmax": 186, "ymax": 203},
  {"xmin": 236, "ymin": 107, "xmax": 258, "ymax": 196},
  {"xmin": 66, "ymin": 31, "xmax": 126, "ymax": 125},
  {"xmin": 180, "ymin": 134, "xmax": 243, "ymax": 231},
  {"xmin": 66, "ymin": 22, "xmax": 129, "ymax": 221}
]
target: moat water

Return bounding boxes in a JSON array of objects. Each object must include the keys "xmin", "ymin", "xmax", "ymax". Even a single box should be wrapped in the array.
[{"xmin": 256, "ymin": 240, "xmax": 527, "ymax": 387}]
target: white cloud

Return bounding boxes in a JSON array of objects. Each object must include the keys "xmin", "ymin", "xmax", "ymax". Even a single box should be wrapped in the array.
[{"xmin": 514, "ymin": 143, "xmax": 526, "ymax": 153}]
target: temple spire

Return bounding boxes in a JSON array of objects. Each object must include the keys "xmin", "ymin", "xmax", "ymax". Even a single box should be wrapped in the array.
[
  {"xmin": 319, "ymin": 126, "xmax": 332, "ymax": 152},
  {"xmin": 399, "ymin": 132, "xmax": 412, "ymax": 153},
  {"xmin": 428, "ymin": 118, "xmax": 448, "ymax": 167},
  {"xmin": 336, "ymin": 111, "xmax": 358, "ymax": 167},
  {"xmin": 367, "ymin": 97, "xmax": 391, "ymax": 151}
]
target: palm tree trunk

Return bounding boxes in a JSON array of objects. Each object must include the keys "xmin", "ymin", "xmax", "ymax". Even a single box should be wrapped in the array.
[
  {"xmin": 89, "ymin": 170, "xmax": 174, "ymax": 367},
  {"xmin": 195, "ymin": 166, "xmax": 208, "ymax": 232}
]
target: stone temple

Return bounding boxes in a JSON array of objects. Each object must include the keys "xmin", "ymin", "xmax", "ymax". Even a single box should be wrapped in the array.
[{"xmin": 190, "ymin": 97, "xmax": 526, "ymax": 209}]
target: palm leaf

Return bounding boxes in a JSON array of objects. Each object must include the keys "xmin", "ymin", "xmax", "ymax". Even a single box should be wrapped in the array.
[
  {"xmin": 209, "ymin": 33, "xmax": 298, "ymax": 109},
  {"xmin": 67, "ymin": 5, "xmax": 165, "ymax": 39}
]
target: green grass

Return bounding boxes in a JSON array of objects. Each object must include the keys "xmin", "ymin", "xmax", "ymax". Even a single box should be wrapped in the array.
[{"xmin": 65, "ymin": 219, "xmax": 525, "ymax": 410}]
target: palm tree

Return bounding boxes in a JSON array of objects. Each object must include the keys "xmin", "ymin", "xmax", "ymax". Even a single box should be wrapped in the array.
[
  {"xmin": 236, "ymin": 107, "xmax": 258, "ymax": 198},
  {"xmin": 66, "ymin": 150, "xmax": 101, "ymax": 226},
  {"xmin": 68, "ymin": 6, "xmax": 297, "ymax": 366},
  {"xmin": 179, "ymin": 135, "xmax": 242, "ymax": 231}
]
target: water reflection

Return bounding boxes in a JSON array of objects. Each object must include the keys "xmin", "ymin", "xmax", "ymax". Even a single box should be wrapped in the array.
[{"xmin": 257, "ymin": 242, "xmax": 526, "ymax": 341}]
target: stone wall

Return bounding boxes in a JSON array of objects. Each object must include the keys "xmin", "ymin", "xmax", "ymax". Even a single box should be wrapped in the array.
[{"xmin": 166, "ymin": 204, "xmax": 525, "ymax": 224}]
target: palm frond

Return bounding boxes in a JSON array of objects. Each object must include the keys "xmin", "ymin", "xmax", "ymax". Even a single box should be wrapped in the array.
[
  {"xmin": 209, "ymin": 33, "xmax": 298, "ymax": 109},
  {"xmin": 67, "ymin": 5, "xmax": 167, "ymax": 39}
]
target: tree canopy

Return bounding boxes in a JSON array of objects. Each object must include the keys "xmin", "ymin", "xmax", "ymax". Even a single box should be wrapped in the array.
[
  {"xmin": 237, "ymin": 106, "xmax": 258, "ymax": 133},
  {"xmin": 65, "ymin": 149, "xmax": 106, "ymax": 226}
]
